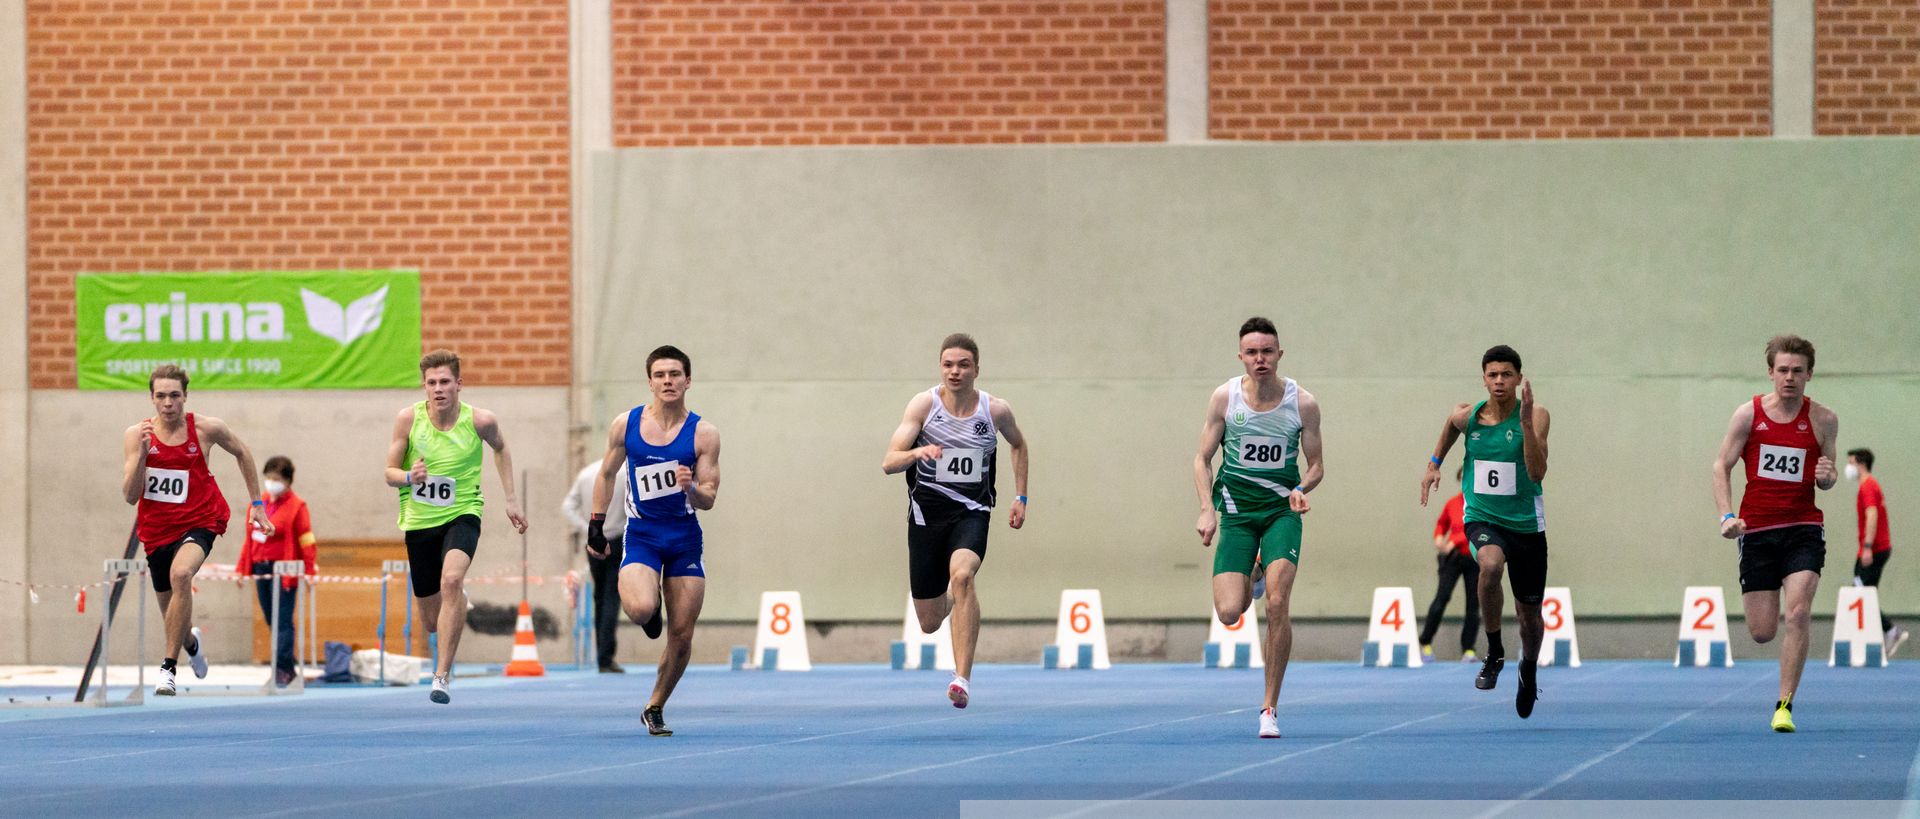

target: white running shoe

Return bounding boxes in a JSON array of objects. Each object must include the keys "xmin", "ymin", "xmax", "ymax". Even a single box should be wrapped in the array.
[
  {"xmin": 187, "ymin": 626, "xmax": 209, "ymax": 679},
  {"xmin": 155, "ymin": 667, "xmax": 177, "ymax": 696},
  {"xmin": 947, "ymin": 676, "xmax": 970, "ymax": 709},
  {"xmin": 1258, "ymin": 707, "xmax": 1280, "ymax": 739},
  {"xmin": 1887, "ymin": 627, "xmax": 1909, "ymax": 659},
  {"xmin": 430, "ymin": 674, "xmax": 450, "ymax": 704}
]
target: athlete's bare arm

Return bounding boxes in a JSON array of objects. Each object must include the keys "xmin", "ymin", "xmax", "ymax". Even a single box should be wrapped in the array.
[
  {"xmin": 383, "ymin": 406, "xmax": 422, "ymax": 488},
  {"xmin": 1290, "ymin": 389, "xmax": 1325, "ymax": 514},
  {"xmin": 881, "ymin": 392, "xmax": 939, "ymax": 475},
  {"xmin": 590, "ymin": 410, "xmax": 631, "ymax": 522},
  {"xmin": 990, "ymin": 398, "xmax": 1028, "ymax": 529},
  {"xmin": 1811, "ymin": 402, "xmax": 1839, "ymax": 491},
  {"xmin": 1518, "ymin": 378, "xmax": 1550, "ymax": 483},
  {"xmin": 1420, "ymin": 403, "xmax": 1473, "ymax": 506},
  {"xmin": 1710, "ymin": 400, "xmax": 1757, "ymax": 538},
  {"xmin": 681, "ymin": 420, "xmax": 721, "ymax": 511},
  {"xmin": 122, "ymin": 422, "xmax": 152, "ymax": 505},
  {"xmin": 1192, "ymin": 383, "xmax": 1229, "ymax": 547},
  {"xmin": 198, "ymin": 415, "xmax": 273, "ymax": 537},
  {"xmin": 474, "ymin": 409, "xmax": 529, "ymax": 534}
]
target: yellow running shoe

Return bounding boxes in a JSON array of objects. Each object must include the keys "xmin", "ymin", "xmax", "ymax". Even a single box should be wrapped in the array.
[{"xmin": 1771, "ymin": 697, "xmax": 1795, "ymax": 733}]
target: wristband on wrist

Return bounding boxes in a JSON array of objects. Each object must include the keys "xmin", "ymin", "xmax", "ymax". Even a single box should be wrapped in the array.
[
  {"xmin": 1721, "ymin": 513, "xmax": 1735, "ymax": 522},
  {"xmin": 1293, "ymin": 486, "xmax": 1306, "ymax": 495},
  {"xmin": 591, "ymin": 513, "xmax": 605, "ymax": 523},
  {"xmin": 1429, "ymin": 455, "xmax": 1442, "ymax": 467},
  {"xmin": 1015, "ymin": 495, "xmax": 1028, "ymax": 504},
  {"xmin": 252, "ymin": 499, "xmax": 265, "ymax": 507},
  {"xmin": 404, "ymin": 473, "xmax": 412, "ymax": 486}
]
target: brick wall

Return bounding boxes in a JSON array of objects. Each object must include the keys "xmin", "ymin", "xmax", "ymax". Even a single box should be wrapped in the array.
[
  {"xmin": 26, "ymin": 0, "xmax": 571, "ymax": 388},
  {"xmin": 612, "ymin": 1, "xmax": 1166, "ymax": 146},
  {"xmin": 1211, "ymin": 0, "xmax": 1773, "ymax": 141},
  {"xmin": 1817, "ymin": 0, "xmax": 1920, "ymax": 135}
]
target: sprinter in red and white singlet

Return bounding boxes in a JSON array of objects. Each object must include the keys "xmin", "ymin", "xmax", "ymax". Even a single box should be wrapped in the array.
[{"xmin": 1710, "ymin": 335, "xmax": 1839, "ymax": 733}]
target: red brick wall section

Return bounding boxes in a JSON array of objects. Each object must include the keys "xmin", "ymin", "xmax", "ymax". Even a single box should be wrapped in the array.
[
  {"xmin": 1817, "ymin": 0, "xmax": 1920, "ymax": 135},
  {"xmin": 613, "ymin": 1, "xmax": 1166, "ymax": 146},
  {"xmin": 27, "ymin": 0, "xmax": 571, "ymax": 388},
  {"xmin": 1211, "ymin": 0, "xmax": 1773, "ymax": 141}
]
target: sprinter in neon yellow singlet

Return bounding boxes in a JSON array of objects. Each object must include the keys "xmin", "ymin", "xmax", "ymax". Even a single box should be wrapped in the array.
[
  {"xmin": 1193, "ymin": 317, "xmax": 1324, "ymax": 739},
  {"xmin": 383, "ymin": 349, "xmax": 528, "ymax": 704}
]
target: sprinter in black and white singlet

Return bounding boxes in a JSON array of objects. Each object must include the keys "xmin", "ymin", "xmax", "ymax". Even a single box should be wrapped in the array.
[{"xmin": 884, "ymin": 333, "xmax": 1030, "ymax": 711}]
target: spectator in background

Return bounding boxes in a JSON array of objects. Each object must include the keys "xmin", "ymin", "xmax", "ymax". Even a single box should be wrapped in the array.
[
  {"xmin": 1849, "ymin": 448, "xmax": 1905, "ymax": 657},
  {"xmin": 1419, "ymin": 467, "xmax": 1479, "ymax": 662},
  {"xmin": 564, "ymin": 461, "xmax": 627, "ymax": 673},
  {"xmin": 238, "ymin": 455, "xmax": 315, "ymax": 687}
]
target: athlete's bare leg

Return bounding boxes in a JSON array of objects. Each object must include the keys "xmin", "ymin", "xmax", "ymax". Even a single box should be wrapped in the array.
[
  {"xmin": 1212, "ymin": 571, "xmax": 1253, "ymax": 626},
  {"xmin": 648, "ymin": 575, "xmax": 705, "ymax": 708},
  {"xmin": 1262, "ymin": 559, "xmax": 1298, "ymax": 710},
  {"xmin": 1777, "ymin": 570, "xmax": 1820, "ymax": 701},
  {"xmin": 1742, "ymin": 589, "xmax": 1781, "ymax": 643},
  {"xmin": 413, "ymin": 550, "xmax": 472, "ymax": 678},
  {"xmin": 947, "ymin": 549, "xmax": 983, "ymax": 681},
  {"xmin": 1476, "ymin": 545, "xmax": 1508, "ymax": 649},
  {"xmin": 618, "ymin": 563, "xmax": 664, "ymax": 626},
  {"xmin": 157, "ymin": 545, "xmax": 210, "ymax": 661}
]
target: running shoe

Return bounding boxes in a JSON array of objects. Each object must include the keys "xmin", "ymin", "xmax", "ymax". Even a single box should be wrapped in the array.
[
  {"xmin": 643, "ymin": 705, "xmax": 672, "ymax": 736},
  {"xmin": 1886, "ymin": 627, "xmax": 1909, "ymax": 659},
  {"xmin": 1420, "ymin": 644, "xmax": 1434, "ymax": 661},
  {"xmin": 429, "ymin": 674, "xmax": 450, "ymax": 705},
  {"xmin": 1475, "ymin": 654, "xmax": 1504, "ymax": 690},
  {"xmin": 1258, "ymin": 708, "xmax": 1280, "ymax": 739},
  {"xmin": 155, "ymin": 667, "xmax": 177, "ymax": 697},
  {"xmin": 186, "ymin": 626, "xmax": 209, "ymax": 679},
  {"xmin": 1516, "ymin": 663, "xmax": 1538, "ymax": 718},
  {"xmin": 1461, "ymin": 649, "xmax": 1478, "ymax": 663},
  {"xmin": 948, "ymin": 676, "xmax": 970, "ymax": 709},
  {"xmin": 1772, "ymin": 697, "xmax": 1795, "ymax": 733},
  {"xmin": 641, "ymin": 606, "xmax": 663, "ymax": 640}
]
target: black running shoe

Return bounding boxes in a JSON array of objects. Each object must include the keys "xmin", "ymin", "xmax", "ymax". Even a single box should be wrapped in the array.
[
  {"xmin": 641, "ymin": 607, "xmax": 664, "ymax": 640},
  {"xmin": 1516, "ymin": 665, "xmax": 1538, "ymax": 718},
  {"xmin": 1475, "ymin": 655, "xmax": 1505, "ymax": 690},
  {"xmin": 642, "ymin": 705, "xmax": 672, "ymax": 737}
]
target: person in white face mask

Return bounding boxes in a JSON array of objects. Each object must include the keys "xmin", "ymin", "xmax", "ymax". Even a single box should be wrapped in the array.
[
  {"xmin": 238, "ymin": 455, "xmax": 317, "ymax": 686},
  {"xmin": 1848, "ymin": 448, "xmax": 1905, "ymax": 657}
]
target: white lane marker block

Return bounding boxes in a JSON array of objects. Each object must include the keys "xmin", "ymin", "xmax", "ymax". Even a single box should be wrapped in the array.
[
  {"xmin": 1043, "ymin": 589, "xmax": 1110, "ymax": 670},
  {"xmin": 1831, "ymin": 585, "xmax": 1888, "ymax": 668},
  {"xmin": 750, "ymin": 591, "xmax": 812, "ymax": 671},
  {"xmin": 1362, "ymin": 587, "xmax": 1422, "ymax": 667},
  {"xmin": 1204, "ymin": 597, "xmax": 1263, "ymax": 669},
  {"xmin": 1537, "ymin": 586, "xmax": 1580, "ymax": 667},
  {"xmin": 1675, "ymin": 586, "xmax": 1733, "ymax": 667},
  {"xmin": 891, "ymin": 596, "xmax": 954, "ymax": 671}
]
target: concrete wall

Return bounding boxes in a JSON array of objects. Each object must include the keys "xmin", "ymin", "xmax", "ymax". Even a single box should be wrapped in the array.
[
  {"xmin": 1, "ymin": 0, "xmax": 29, "ymax": 663},
  {"xmin": 24, "ymin": 388, "xmax": 572, "ymax": 664},
  {"xmin": 584, "ymin": 139, "xmax": 1920, "ymax": 621}
]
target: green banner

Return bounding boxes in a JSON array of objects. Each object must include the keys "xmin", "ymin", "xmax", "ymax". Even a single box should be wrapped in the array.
[{"xmin": 75, "ymin": 270, "xmax": 423, "ymax": 390}]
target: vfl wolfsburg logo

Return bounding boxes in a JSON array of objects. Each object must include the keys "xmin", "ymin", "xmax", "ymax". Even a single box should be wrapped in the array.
[
  {"xmin": 1233, "ymin": 411, "xmax": 1247, "ymax": 426},
  {"xmin": 301, "ymin": 285, "xmax": 389, "ymax": 345}
]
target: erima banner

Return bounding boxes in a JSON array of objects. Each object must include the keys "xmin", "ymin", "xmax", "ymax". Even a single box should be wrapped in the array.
[{"xmin": 75, "ymin": 270, "xmax": 422, "ymax": 390}]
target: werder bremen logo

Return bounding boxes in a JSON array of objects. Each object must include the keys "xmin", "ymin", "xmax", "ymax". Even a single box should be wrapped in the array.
[{"xmin": 301, "ymin": 285, "xmax": 388, "ymax": 345}]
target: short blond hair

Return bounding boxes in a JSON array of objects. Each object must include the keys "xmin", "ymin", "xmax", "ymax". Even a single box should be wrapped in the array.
[
  {"xmin": 1765, "ymin": 335, "xmax": 1815, "ymax": 370},
  {"xmin": 419, "ymin": 349, "xmax": 461, "ymax": 378}
]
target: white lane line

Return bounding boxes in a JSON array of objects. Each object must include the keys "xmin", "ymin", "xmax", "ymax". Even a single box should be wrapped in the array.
[{"xmin": 1476, "ymin": 670, "xmax": 1770, "ymax": 818}]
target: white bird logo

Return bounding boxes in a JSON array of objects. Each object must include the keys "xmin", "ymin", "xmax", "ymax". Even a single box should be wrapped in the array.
[{"xmin": 301, "ymin": 285, "xmax": 388, "ymax": 345}]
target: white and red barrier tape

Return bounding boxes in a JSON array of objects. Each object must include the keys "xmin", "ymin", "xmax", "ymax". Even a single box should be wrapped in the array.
[{"xmin": 0, "ymin": 567, "xmax": 574, "ymax": 614}]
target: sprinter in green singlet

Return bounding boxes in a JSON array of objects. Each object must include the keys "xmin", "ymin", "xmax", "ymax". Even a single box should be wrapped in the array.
[
  {"xmin": 383, "ymin": 349, "xmax": 528, "ymax": 704},
  {"xmin": 1194, "ymin": 317, "xmax": 1325, "ymax": 739},
  {"xmin": 1420, "ymin": 345, "xmax": 1551, "ymax": 719}
]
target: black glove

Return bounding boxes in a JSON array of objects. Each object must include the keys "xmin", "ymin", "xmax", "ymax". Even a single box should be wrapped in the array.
[{"xmin": 587, "ymin": 514, "xmax": 607, "ymax": 556}]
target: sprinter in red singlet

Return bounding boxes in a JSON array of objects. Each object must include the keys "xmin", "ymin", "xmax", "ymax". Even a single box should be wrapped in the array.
[
  {"xmin": 1710, "ymin": 335, "xmax": 1839, "ymax": 733},
  {"xmin": 121, "ymin": 364, "xmax": 273, "ymax": 696}
]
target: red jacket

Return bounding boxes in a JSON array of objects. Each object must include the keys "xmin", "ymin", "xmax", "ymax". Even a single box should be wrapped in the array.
[
  {"xmin": 1435, "ymin": 493, "xmax": 1468, "ymax": 557},
  {"xmin": 238, "ymin": 490, "xmax": 315, "ymax": 590}
]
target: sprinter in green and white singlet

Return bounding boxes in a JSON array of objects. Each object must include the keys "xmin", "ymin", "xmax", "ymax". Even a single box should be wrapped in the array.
[
  {"xmin": 1193, "ymin": 317, "xmax": 1324, "ymax": 739},
  {"xmin": 1420, "ymin": 345, "xmax": 1551, "ymax": 720}
]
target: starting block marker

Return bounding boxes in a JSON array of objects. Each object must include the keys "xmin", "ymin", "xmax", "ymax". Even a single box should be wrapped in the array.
[
  {"xmin": 1675, "ymin": 586, "xmax": 1733, "ymax": 667},
  {"xmin": 1537, "ymin": 586, "xmax": 1581, "ymax": 667},
  {"xmin": 1831, "ymin": 586, "xmax": 1888, "ymax": 668},
  {"xmin": 1203, "ymin": 597, "xmax": 1262, "ymax": 669},
  {"xmin": 1042, "ymin": 589, "xmax": 1110, "ymax": 669},
  {"xmin": 1362, "ymin": 587, "xmax": 1422, "ymax": 667},
  {"xmin": 890, "ymin": 597, "xmax": 954, "ymax": 671},
  {"xmin": 744, "ymin": 591, "xmax": 811, "ymax": 671}
]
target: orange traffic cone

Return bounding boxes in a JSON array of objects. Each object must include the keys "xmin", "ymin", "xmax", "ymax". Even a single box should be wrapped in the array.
[{"xmin": 503, "ymin": 600, "xmax": 546, "ymax": 677}]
